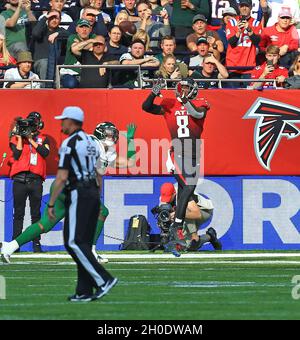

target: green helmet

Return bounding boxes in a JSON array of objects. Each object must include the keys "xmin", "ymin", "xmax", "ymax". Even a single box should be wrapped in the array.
[{"xmin": 93, "ymin": 122, "xmax": 119, "ymax": 143}]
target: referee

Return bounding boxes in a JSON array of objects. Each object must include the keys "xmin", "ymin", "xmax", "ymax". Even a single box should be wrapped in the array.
[{"xmin": 48, "ymin": 106, "xmax": 117, "ymax": 302}]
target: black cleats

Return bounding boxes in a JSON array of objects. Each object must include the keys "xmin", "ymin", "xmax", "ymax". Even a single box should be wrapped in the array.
[
  {"xmin": 206, "ymin": 227, "xmax": 222, "ymax": 250},
  {"xmin": 93, "ymin": 278, "xmax": 118, "ymax": 300},
  {"xmin": 68, "ymin": 294, "xmax": 93, "ymax": 302}
]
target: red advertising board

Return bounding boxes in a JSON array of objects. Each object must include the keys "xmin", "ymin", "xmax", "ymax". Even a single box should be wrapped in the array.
[{"xmin": 0, "ymin": 89, "xmax": 299, "ymax": 176}]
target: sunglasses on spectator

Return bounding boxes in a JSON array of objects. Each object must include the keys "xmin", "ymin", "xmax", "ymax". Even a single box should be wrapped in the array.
[
  {"xmin": 280, "ymin": 16, "xmax": 291, "ymax": 19},
  {"xmin": 93, "ymin": 42, "xmax": 105, "ymax": 46},
  {"xmin": 204, "ymin": 62, "xmax": 215, "ymax": 65}
]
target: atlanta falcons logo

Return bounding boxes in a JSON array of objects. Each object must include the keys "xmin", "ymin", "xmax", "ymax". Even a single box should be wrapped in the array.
[{"xmin": 243, "ymin": 97, "xmax": 300, "ymax": 171}]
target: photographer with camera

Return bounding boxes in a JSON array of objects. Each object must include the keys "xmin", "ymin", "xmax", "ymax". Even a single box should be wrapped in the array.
[
  {"xmin": 251, "ymin": 45, "xmax": 288, "ymax": 88},
  {"xmin": 9, "ymin": 111, "xmax": 49, "ymax": 252},
  {"xmin": 152, "ymin": 182, "xmax": 222, "ymax": 256}
]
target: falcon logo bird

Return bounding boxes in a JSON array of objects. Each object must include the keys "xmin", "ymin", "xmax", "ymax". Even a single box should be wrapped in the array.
[{"xmin": 243, "ymin": 98, "xmax": 300, "ymax": 171}]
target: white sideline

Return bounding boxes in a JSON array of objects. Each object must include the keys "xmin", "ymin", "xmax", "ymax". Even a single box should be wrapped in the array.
[{"xmin": 9, "ymin": 252, "xmax": 300, "ymax": 259}]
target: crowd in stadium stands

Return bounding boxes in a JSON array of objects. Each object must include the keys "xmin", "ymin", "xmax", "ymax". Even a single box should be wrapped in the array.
[{"xmin": 0, "ymin": 0, "xmax": 299, "ymax": 89}]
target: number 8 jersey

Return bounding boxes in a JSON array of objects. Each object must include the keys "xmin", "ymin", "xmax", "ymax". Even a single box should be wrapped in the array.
[{"xmin": 160, "ymin": 96, "xmax": 210, "ymax": 145}]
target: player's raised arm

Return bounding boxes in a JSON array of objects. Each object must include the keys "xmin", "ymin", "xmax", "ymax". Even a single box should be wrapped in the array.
[
  {"xmin": 116, "ymin": 123, "xmax": 137, "ymax": 168},
  {"xmin": 183, "ymin": 97, "xmax": 208, "ymax": 119},
  {"xmin": 142, "ymin": 80, "xmax": 165, "ymax": 115}
]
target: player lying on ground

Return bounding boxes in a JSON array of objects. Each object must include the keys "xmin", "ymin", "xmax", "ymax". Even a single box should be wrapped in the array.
[
  {"xmin": 160, "ymin": 182, "xmax": 222, "ymax": 256},
  {"xmin": 0, "ymin": 122, "xmax": 136, "ymax": 264}
]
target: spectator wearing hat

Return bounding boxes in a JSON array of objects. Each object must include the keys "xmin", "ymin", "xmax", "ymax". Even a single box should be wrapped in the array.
[
  {"xmin": 119, "ymin": 38, "xmax": 159, "ymax": 87},
  {"xmin": 216, "ymin": 7, "xmax": 237, "ymax": 57},
  {"xmin": 31, "ymin": 9, "xmax": 70, "ymax": 87},
  {"xmin": 190, "ymin": 54, "xmax": 229, "ymax": 88},
  {"xmin": 170, "ymin": 0, "xmax": 211, "ymax": 45},
  {"xmin": 38, "ymin": 0, "xmax": 73, "ymax": 30},
  {"xmin": 189, "ymin": 36, "xmax": 220, "ymax": 67},
  {"xmin": 68, "ymin": 6, "xmax": 108, "ymax": 37},
  {"xmin": 264, "ymin": 1, "xmax": 300, "ymax": 28},
  {"xmin": 259, "ymin": 7, "xmax": 299, "ymax": 68},
  {"xmin": 72, "ymin": 34, "xmax": 117, "ymax": 88},
  {"xmin": 250, "ymin": 44, "xmax": 288, "ymax": 89},
  {"xmin": 1, "ymin": 0, "xmax": 37, "ymax": 58},
  {"xmin": 226, "ymin": 0, "xmax": 263, "ymax": 88},
  {"xmin": 61, "ymin": 18, "xmax": 96, "ymax": 88},
  {"xmin": 186, "ymin": 14, "xmax": 224, "ymax": 56},
  {"xmin": 3, "ymin": 51, "xmax": 40, "ymax": 88}
]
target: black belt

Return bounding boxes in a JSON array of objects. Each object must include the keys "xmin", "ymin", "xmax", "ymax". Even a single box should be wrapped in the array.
[
  {"xmin": 13, "ymin": 172, "xmax": 42, "ymax": 183},
  {"xmin": 67, "ymin": 179, "xmax": 98, "ymax": 191}
]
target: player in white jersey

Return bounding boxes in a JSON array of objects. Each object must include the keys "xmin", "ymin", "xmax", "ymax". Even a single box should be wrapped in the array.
[{"xmin": 1, "ymin": 122, "xmax": 136, "ymax": 264}]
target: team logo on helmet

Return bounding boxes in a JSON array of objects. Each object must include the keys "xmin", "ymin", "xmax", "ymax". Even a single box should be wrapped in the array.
[
  {"xmin": 94, "ymin": 122, "xmax": 119, "ymax": 143},
  {"xmin": 175, "ymin": 78, "xmax": 198, "ymax": 100},
  {"xmin": 243, "ymin": 97, "xmax": 300, "ymax": 170}
]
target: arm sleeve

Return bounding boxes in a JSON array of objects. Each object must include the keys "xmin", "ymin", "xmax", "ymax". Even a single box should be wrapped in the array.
[
  {"xmin": 185, "ymin": 101, "xmax": 206, "ymax": 119},
  {"xmin": 228, "ymin": 35, "xmax": 239, "ymax": 47},
  {"xmin": 57, "ymin": 28, "xmax": 71, "ymax": 40},
  {"xmin": 226, "ymin": 19, "xmax": 239, "ymax": 47},
  {"xmin": 32, "ymin": 17, "xmax": 48, "ymax": 40},
  {"xmin": 127, "ymin": 139, "xmax": 136, "ymax": 160},
  {"xmin": 58, "ymin": 140, "xmax": 72, "ymax": 170},
  {"xmin": 10, "ymin": 142, "xmax": 22, "ymax": 160},
  {"xmin": 35, "ymin": 136, "xmax": 50, "ymax": 158},
  {"xmin": 36, "ymin": 145, "xmax": 49, "ymax": 158},
  {"xmin": 142, "ymin": 93, "xmax": 164, "ymax": 115},
  {"xmin": 249, "ymin": 33, "xmax": 261, "ymax": 46}
]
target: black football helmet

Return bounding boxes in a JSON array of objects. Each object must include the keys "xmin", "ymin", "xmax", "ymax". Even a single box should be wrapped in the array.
[
  {"xmin": 175, "ymin": 78, "xmax": 198, "ymax": 100},
  {"xmin": 93, "ymin": 122, "xmax": 119, "ymax": 143},
  {"xmin": 27, "ymin": 111, "xmax": 44, "ymax": 131}
]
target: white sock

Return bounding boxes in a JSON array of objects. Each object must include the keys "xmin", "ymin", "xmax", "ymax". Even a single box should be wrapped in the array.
[{"xmin": 10, "ymin": 240, "xmax": 19, "ymax": 252}]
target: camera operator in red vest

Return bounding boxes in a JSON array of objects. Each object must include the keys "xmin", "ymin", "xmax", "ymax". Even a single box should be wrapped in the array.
[{"xmin": 9, "ymin": 112, "xmax": 49, "ymax": 253}]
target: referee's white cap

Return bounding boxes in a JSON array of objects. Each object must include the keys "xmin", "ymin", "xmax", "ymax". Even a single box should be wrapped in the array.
[{"xmin": 55, "ymin": 106, "xmax": 84, "ymax": 122}]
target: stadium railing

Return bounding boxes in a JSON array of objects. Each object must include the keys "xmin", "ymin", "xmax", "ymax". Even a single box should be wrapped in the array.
[
  {"xmin": 0, "ymin": 79, "xmax": 54, "ymax": 88},
  {"xmin": 55, "ymin": 64, "xmax": 277, "ymax": 89},
  {"xmin": 142, "ymin": 77, "xmax": 278, "ymax": 89},
  {"xmin": 55, "ymin": 64, "xmax": 143, "ymax": 88},
  {"xmin": 0, "ymin": 62, "xmax": 277, "ymax": 89}
]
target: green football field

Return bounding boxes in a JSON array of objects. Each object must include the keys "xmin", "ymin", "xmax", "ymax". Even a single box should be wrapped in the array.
[{"xmin": 0, "ymin": 251, "xmax": 300, "ymax": 320}]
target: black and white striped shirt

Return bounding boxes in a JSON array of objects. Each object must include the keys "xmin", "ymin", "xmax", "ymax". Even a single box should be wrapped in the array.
[{"xmin": 58, "ymin": 129, "xmax": 100, "ymax": 184}]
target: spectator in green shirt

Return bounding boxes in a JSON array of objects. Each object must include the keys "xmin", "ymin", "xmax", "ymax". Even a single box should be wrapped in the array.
[
  {"xmin": 61, "ymin": 19, "xmax": 96, "ymax": 88},
  {"xmin": 1, "ymin": 0, "xmax": 36, "ymax": 58}
]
